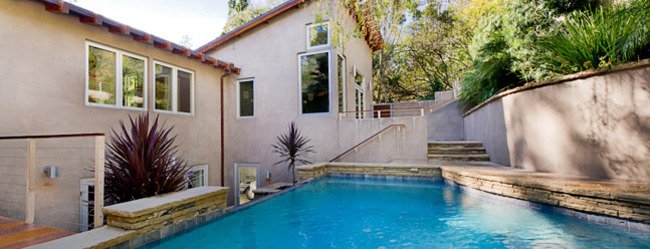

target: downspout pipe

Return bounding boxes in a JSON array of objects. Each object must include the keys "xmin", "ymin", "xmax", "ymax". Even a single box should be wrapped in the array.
[{"xmin": 220, "ymin": 72, "xmax": 231, "ymax": 187}]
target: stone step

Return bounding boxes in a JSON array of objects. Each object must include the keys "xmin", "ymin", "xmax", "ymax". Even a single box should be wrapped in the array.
[
  {"xmin": 428, "ymin": 141, "xmax": 484, "ymax": 148},
  {"xmin": 428, "ymin": 147, "xmax": 486, "ymax": 155},
  {"xmin": 427, "ymin": 154, "xmax": 490, "ymax": 161}
]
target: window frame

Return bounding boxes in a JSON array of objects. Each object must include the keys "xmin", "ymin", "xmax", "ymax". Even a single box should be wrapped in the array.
[
  {"xmin": 234, "ymin": 163, "xmax": 260, "ymax": 206},
  {"xmin": 306, "ymin": 22, "xmax": 331, "ymax": 49},
  {"xmin": 79, "ymin": 178, "xmax": 94, "ymax": 232},
  {"xmin": 236, "ymin": 78, "xmax": 255, "ymax": 119},
  {"xmin": 187, "ymin": 164, "xmax": 209, "ymax": 189},
  {"xmin": 297, "ymin": 50, "xmax": 332, "ymax": 116},
  {"xmin": 85, "ymin": 41, "xmax": 148, "ymax": 111},
  {"xmin": 337, "ymin": 53, "xmax": 347, "ymax": 113},
  {"xmin": 354, "ymin": 67, "xmax": 366, "ymax": 119},
  {"xmin": 152, "ymin": 60, "xmax": 195, "ymax": 115}
]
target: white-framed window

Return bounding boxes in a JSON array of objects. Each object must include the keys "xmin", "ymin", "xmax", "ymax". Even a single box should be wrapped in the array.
[
  {"xmin": 306, "ymin": 22, "xmax": 330, "ymax": 49},
  {"xmin": 354, "ymin": 67, "xmax": 365, "ymax": 119},
  {"xmin": 86, "ymin": 42, "xmax": 147, "ymax": 110},
  {"xmin": 237, "ymin": 79, "xmax": 255, "ymax": 118},
  {"xmin": 79, "ymin": 178, "xmax": 95, "ymax": 232},
  {"xmin": 187, "ymin": 165, "xmax": 208, "ymax": 189},
  {"xmin": 299, "ymin": 51, "xmax": 331, "ymax": 115},
  {"xmin": 337, "ymin": 54, "xmax": 346, "ymax": 113},
  {"xmin": 153, "ymin": 61, "xmax": 195, "ymax": 115}
]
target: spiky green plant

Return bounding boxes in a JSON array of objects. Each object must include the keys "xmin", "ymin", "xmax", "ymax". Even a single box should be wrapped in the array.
[
  {"xmin": 272, "ymin": 122, "xmax": 315, "ymax": 184},
  {"xmin": 105, "ymin": 114, "xmax": 189, "ymax": 204},
  {"xmin": 540, "ymin": 1, "xmax": 650, "ymax": 75}
]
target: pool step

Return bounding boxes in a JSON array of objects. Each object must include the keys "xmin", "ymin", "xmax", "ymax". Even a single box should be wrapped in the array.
[{"xmin": 428, "ymin": 141, "xmax": 490, "ymax": 162}]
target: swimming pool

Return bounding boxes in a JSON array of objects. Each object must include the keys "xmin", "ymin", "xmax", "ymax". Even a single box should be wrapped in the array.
[{"xmin": 142, "ymin": 176, "xmax": 650, "ymax": 248}]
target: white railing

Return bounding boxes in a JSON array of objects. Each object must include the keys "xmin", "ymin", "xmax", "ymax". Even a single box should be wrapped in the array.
[{"xmin": 0, "ymin": 133, "xmax": 105, "ymax": 232}]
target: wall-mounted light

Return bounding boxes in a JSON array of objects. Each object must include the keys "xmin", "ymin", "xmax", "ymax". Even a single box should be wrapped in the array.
[{"xmin": 43, "ymin": 165, "xmax": 59, "ymax": 179}]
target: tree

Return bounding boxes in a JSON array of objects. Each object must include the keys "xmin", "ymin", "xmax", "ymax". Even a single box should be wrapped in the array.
[
  {"xmin": 223, "ymin": 0, "xmax": 284, "ymax": 34},
  {"xmin": 228, "ymin": 0, "xmax": 249, "ymax": 15},
  {"xmin": 272, "ymin": 122, "xmax": 315, "ymax": 184},
  {"xmin": 178, "ymin": 34, "xmax": 193, "ymax": 48}
]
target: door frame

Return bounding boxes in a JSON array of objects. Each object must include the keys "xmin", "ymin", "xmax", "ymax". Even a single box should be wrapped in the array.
[
  {"xmin": 234, "ymin": 163, "xmax": 260, "ymax": 206},
  {"xmin": 79, "ymin": 178, "xmax": 94, "ymax": 232}
]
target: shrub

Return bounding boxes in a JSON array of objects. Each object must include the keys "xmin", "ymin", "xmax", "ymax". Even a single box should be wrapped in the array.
[
  {"xmin": 105, "ymin": 114, "xmax": 189, "ymax": 204},
  {"xmin": 459, "ymin": 12, "xmax": 524, "ymax": 107},
  {"xmin": 540, "ymin": 0, "xmax": 650, "ymax": 75},
  {"xmin": 272, "ymin": 122, "xmax": 315, "ymax": 184}
]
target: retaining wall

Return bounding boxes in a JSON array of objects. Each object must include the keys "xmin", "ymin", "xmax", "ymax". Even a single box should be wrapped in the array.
[{"xmin": 463, "ymin": 60, "xmax": 650, "ymax": 181}]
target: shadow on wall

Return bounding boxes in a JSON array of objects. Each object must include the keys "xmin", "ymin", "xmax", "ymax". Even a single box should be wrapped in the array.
[
  {"xmin": 427, "ymin": 100, "xmax": 465, "ymax": 141},
  {"xmin": 463, "ymin": 99, "xmax": 511, "ymax": 166},
  {"xmin": 468, "ymin": 65, "xmax": 650, "ymax": 181}
]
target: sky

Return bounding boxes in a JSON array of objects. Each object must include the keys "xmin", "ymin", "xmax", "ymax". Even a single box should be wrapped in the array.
[{"xmin": 66, "ymin": 0, "xmax": 270, "ymax": 49}]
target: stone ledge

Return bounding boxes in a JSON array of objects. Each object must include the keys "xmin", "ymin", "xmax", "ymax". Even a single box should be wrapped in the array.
[
  {"xmin": 103, "ymin": 186, "xmax": 228, "ymax": 218},
  {"xmin": 297, "ymin": 162, "xmax": 441, "ymax": 182},
  {"xmin": 26, "ymin": 226, "xmax": 136, "ymax": 249},
  {"xmin": 29, "ymin": 187, "xmax": 230, "ymax": 249},
  {"xmin": 441, "ymin": 166, "xmax": 650, "ymax": 223}
]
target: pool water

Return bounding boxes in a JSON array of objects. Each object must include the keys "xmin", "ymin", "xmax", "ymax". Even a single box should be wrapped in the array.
[{"xmin": 142, "ymin": 177, "xmax": 650, "ymax": 249}]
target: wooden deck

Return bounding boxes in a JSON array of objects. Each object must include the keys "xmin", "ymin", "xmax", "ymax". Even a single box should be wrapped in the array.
[{"xmin": 0, "ymin": 217, "xmax": 73, "ymax": 249}]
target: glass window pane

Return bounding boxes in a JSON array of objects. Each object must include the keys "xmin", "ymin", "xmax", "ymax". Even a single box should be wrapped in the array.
[
  {"xmin": 155, "ymin": 64, "xmax": 173, "ymax": 111},
  {"xmin": 355, "ymin": 71, "xmax": 363, "ymax": 86},
  {"xmin": 177, "ymin": 70, "xmax": 192, "ymax": 113},
  {"xmin": 239, "ymin": 81, "xmax": 254, "ymax": 117},
  {"xmin": 337, "ymin": 55, "xmax": 344, "ymax": 113},
  {"xmin": 122, "ymin": 55, "xmax": 145, "ymax": 108},
  {"xmin": 188, "ymin": 170, "xmax": 205, "ymax": 188},
  {"xmin": 301, "ymin": 52, "xmax": 330, "ymax": 114},
  {"xmin": 88, "ymin": 46, "xmax": 116, "ymax": 105},
  {"xmin": 309, "ymin": 24, "xmax": 328, "ymax": 47}
]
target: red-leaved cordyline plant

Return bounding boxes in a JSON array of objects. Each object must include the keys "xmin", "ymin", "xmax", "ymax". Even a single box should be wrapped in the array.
[
  {"xmin": 105, "ymin": 114, "xmax": 189, "ymax": 204},
  {"xmin": 272, "ymin": 122, "xmax": 315, "ymax": 185}
]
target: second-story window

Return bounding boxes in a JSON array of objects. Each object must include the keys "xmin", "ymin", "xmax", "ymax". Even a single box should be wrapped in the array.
[
  {"xmin": 86, "ymin": 42, "xmax": 146, "ymax": 109},
  {"xmin": 154, "ymin": 61, "xmax": 194, "ymax": 114},
  {"xmin": 307, "ymin": 23, "xmax": 329, "ymax": 48},
  {"xmin": 238, "ymin": 80, "xmax": 254, "ymax": 117}
]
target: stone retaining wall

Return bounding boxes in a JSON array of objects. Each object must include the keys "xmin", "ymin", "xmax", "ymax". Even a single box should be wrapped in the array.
[
  {"xmin": 441, "ymin": 167, "xmax": 650, "ymax": 224},
  {"xmin": 297, "ymin": 162, "xmax": 441, "ymax": 182},
  {"xmin": 28, "ymin": 186, "xmax": 229, "ymax": 249}
]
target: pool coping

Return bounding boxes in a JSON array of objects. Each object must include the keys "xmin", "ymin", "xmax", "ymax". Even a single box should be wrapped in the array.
[{"xmin": 445, "ymin": 179, "xmax": 650, "ymax": 234}]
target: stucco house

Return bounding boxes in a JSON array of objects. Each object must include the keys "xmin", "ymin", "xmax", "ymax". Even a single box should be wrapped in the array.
[
  {"xmin": 196, "ymin": 0, "xmax": 389, "ymax": 205},
  {"xmin": 0, "ymin": 0, "xmax": 411, "ymax": 232},
  {"xmin": 0, "ymin": 0, "xmax": 240, "ymax": 232}
]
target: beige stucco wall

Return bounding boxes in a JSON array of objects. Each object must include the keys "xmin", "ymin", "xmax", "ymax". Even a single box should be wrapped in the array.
[
  {"xmin": 206, "ymin": 0, "xmax": 424, "ymax": 204},
  {"xmin": 0, "ymin": 0, "xmax": 230, "ymax": 231},
  {"xmin": 464, "ymin": 63, "xmax": 650, "ymax": 181}
]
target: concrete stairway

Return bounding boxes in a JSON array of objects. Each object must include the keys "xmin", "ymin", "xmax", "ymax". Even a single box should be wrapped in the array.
[{"xmin": 428, "ymin": 141, "xmax": 490, "ymax": 162}]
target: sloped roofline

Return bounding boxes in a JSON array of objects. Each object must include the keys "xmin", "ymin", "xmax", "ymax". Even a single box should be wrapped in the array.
[
  {"xmin": 36, "ymin": 0, "xmax": 240, "ymax": 74},
  {"xmin": 196, "ymin": 0, "xmax": 384, "ymax": 54}
]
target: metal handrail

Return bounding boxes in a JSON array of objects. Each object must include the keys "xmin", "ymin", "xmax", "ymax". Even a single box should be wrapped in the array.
[
  {"xmin": 329, "ymin": 124, "xmax": 406, "ymax": 162},
  {"xmin": 0, "ymin": 133, "xmax": 105, "ymax": 140},
  {"xmin": 338, "ymin": 106, "xmax": 426, "ymax": 114}
]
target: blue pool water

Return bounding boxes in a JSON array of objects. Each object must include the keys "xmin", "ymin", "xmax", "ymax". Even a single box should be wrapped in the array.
[{"xmin": 143, "ymin": 177, "xmax": 650, "ymax": 249}]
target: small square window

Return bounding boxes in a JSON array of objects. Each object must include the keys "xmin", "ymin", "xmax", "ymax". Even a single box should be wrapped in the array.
[
  {"xmin": 307, "ymin": 23, "xmax": 329, "ymax": 48},
  {"xmin": 187, "ymin": 165, "xmax": 208, "ymax": 189}
]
